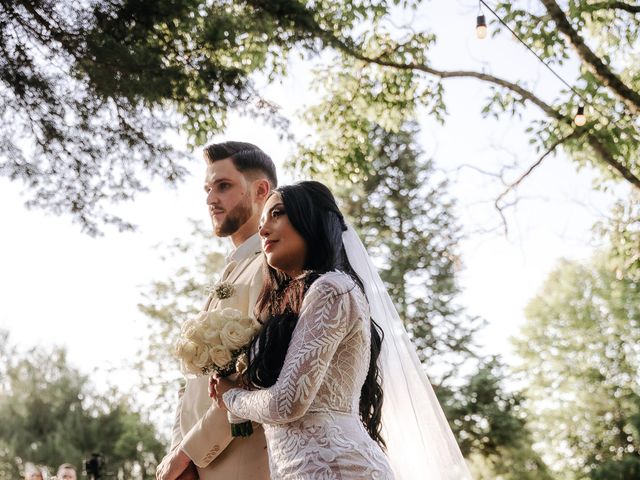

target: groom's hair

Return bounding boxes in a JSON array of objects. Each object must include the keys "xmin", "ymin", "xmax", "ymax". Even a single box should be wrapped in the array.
[{"xmin": 204, "ymin": 141, "xmax": 278, "ymax": 187}]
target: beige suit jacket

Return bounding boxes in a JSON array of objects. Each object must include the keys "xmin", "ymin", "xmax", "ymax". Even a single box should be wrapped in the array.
[{"xmin": 171, "ymin": 234, "xmax": 270, "ymax": 480}]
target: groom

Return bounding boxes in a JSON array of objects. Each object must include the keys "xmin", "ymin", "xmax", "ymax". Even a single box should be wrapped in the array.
[{"xmin": 157, "ymin": 141, "xmax": 277, "ymax": 480}]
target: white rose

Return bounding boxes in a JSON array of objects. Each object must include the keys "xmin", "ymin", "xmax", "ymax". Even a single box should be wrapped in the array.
[
  {"xmin": 237, "ymin": 316, "xmax": 259, "ymax": 330},
  {"xmin": 180, "ymin": 340, "xmax": 198, "ymax": 360},
  {"xmin": 220, "ymin": 321, "xmax": 250, "ymax": 351},
  {"xmin": 193, "ymin": 345, "xmax": 211, "ymax": 369},
  {"xmin": 183, "ymin": 317, "xmax": 209, "ymax": 342},
  {"xmin": 203, "ymin": 329, "xmax": 223, "ymax": 346},
  {"xmin": 206, "ymin": 311, "xmax": 227, "ymax": 331},
  {"xmin": 220, "ymin": 308, "xmax": 243, "ymax": 321},
  {"xmin": 243, "ymin": 326, "xmax": 259, "ymax": 340},
  {"xmin": 181, "ymin": 359, "xmax": 200, "ymax": 376},
  {"xmin": 210, "ymin": 345, "xmax": 233, "ymax": 368},
  {"xmin": 197, "ymin": 329, "xmax": 212, "ymax": 344}
]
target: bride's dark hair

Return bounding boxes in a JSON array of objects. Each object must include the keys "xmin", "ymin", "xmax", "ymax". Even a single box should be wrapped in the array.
[{"xmin": 245, "ymin": 180, "xmax": 386, "ymax": 447}]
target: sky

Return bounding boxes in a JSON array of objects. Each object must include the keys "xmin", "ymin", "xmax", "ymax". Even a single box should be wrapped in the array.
[{"xmin": 0, "ymin": 0, "xmax": 626, "ymax": 409}]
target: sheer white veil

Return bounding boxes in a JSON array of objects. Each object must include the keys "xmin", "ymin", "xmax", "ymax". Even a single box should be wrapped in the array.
[{"xmin": 343, "ymin": 225, "xmax": 473, "ymax": 480}]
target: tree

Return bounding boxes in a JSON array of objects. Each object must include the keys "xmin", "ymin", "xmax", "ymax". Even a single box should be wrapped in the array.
[
  {"xmin": 248, "ymin": 0, "xmax": 640, "ymax": 194},
  {"xmin": 596, "ymin": 190, "xmax": 640, "ymax": 283},
  {"xmin": 4, "ymin": 1, "xmax": 639, "ymax": 232},
  {"xmin": 0, "ymin": 332, "xmax": 165, "ymax": 479},
  {"xmin": 324, "ymin": 122, "xmax": 483, "ymax": 379},
  {"xmin": 440, "ymin": 358, "xmax": 554, "ymax": 480},
  {"xmin": 515, "ymin": 253, "xmax": 640, "ymax": 478},
  {"xmin": 1, "ymin": 0, "xmax": 290, "ymax": 233}
]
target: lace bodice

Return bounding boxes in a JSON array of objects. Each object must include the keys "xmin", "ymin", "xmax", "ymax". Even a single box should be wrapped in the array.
[
  {"xmin": 224, "ymin": 271, "xmax": 370, "ymax": 421},
  {"xmin": 224, "ymin": 271, "xmax": 393, "ymax": 479}
]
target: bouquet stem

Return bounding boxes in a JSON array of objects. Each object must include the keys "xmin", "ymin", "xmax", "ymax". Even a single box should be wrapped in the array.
[{"xmin": 230, "ymin": 420, "xmax": 253, "ymax": 437}]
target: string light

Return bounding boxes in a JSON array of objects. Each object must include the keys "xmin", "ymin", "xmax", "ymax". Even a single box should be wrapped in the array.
[
  {"xmin": 477, "ymin": 0, "xmax": 594, "ymax": 127},
  {"xmin": 476, "ymin": 2, "xmax": 487, "ymax": 39},
  {"xmin": 476, "ymin": 14, "xmax": 487, "ymax": 39},
  {"xmin": 574, "ymin": 105, "xmax": 586, "ymax": 126}
]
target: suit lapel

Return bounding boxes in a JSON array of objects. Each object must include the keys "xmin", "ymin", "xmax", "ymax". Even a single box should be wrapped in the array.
[
  {"xmin": 224, "ymin": 250, "xmax": 262, "ymax": 286},
  {"xmin": 205, "ymin": 250, "xmax": 261, "ymax": 312}
]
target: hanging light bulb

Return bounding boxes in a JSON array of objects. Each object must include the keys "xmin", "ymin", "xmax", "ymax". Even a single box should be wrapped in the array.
[
  {"xmin": 574, "ymin": 105, "xmax": 586, "ymax": 126},
  {"xmin": 476, "ymin": 14, "xmax": 487, "ymax": 39}
]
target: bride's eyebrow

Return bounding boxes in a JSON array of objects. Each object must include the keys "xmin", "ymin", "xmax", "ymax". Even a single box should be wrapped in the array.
[{"xmin": 261, "ymin": 202, "xmax": 284, "ymax": 222}]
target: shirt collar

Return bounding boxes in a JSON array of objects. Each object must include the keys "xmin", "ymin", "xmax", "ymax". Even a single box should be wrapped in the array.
[{"xmin": 226, "ymin": 233, "xmax": 261, "ymax": 264}]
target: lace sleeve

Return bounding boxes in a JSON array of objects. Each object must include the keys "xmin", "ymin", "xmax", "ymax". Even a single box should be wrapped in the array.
[{"xmin": 223, "ymin": 274, "xmax": 355, "ymax": 424}]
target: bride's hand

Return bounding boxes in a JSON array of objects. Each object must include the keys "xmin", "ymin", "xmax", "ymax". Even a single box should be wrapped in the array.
[
  {"xmin": 209, "ymin": 374, "xmax": 241, "ymax": 409},
  {"xmin": 208, "ymin": 374, "xmax": 217, "ymax": 399}
]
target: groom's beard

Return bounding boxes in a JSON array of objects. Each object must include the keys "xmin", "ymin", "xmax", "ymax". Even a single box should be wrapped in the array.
[{"xmin": 215, "ymin": 194, "xmax": 253, "ymax": 237}]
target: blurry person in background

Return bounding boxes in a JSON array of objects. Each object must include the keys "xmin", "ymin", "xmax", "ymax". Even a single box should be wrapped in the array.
[
  {"xmin": 56, "ymin": 464, "xmax": 77, "ymax": 480},
  {"xmin": 24, "ymin": 463, "xmax": 44, "ymax": 480}
]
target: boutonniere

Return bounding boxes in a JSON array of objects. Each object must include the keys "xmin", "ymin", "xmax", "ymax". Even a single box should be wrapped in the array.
[{"xmin": 206, "ymin": 281, "xmax": 235, "ymax": 300}]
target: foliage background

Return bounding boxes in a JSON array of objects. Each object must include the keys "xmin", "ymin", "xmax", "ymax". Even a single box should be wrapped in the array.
[{"xmin": 1, "ymin": 0, "xmax": 638, "ymax": 478}]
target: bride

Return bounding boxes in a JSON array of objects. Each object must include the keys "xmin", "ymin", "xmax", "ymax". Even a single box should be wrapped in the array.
[{"xmin": 212, "ymin": 181, "xmax": 471, "ymax": 479}]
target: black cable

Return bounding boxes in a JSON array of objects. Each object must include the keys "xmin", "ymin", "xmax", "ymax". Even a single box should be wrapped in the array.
[
  {"xmin": 479, "ymin": 0, "xmax": 589, "ymax": 105},
  {"xmin": 477, "ymin": 1, "xmax": 640, "ymax": 135}
]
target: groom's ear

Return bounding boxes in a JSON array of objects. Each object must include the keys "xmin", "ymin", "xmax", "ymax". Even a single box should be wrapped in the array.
[{"xmin": 253, "ymin": 178, "xmax": 271, "ymax": 202}]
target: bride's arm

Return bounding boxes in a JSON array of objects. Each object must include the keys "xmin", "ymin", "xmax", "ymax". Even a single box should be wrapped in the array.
[{"xmin": 222, "ymin": 274, "xmax": 356, "ymax": 424}]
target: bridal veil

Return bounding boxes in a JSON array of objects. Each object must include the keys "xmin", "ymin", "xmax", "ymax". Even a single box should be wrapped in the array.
[{"xmin": 343, "ymin": 226, "xmax": 472, "ymax": 480}]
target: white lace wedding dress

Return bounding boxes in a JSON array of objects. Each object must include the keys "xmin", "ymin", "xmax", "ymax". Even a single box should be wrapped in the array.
[{"xmin": 223, "ymin": 271, "xmax": 394, "ymax": 479}]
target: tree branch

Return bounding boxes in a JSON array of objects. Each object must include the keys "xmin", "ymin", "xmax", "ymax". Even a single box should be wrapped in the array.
[
  {"xmin": 540, "ymin": 0, "xmax": 640, "ymax": 115},
  {"xmin": 494, "ymin": 130, "xmax": 583, "ymax": 235},
  {"xmin": 332, "ymin": 38, "xmax": 564, "ymax": 121},
  {"xmin": 329, "ymin": 37, "xmax": 640, "ymax": 189},
  {"xmin": 451, "ymin": 163, "xmax": 510, "ymax": 182},
  {"xmin": 582, "ymin": 1, "xmax": 640, "ymax": 14},
  {"xmin": 586, "ymin": 133, "xmax": 640, "ymax": 189}
]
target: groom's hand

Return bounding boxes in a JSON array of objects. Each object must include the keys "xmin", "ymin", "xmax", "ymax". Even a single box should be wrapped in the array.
[
  {"xmin": 156, "ymin": 448, "xmax": 191, "ymax": 480},
  {"xmin": 175, "ymin": 461, "xmax": 198, "ymax": 480}
]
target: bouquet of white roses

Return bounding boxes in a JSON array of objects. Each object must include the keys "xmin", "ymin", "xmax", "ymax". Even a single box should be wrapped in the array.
[{"xmin": 174, "ymin": 307, "xmax": 260, "ymax": 436}]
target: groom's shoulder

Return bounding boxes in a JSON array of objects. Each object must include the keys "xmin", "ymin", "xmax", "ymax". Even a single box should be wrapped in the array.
[
  {"xmin": 246, "ymin": 250, "xmax": 263, "ymax": 267},
  {"xmin": 235, "ymin": 250, "xmax": 263, "ymax": 276}
]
